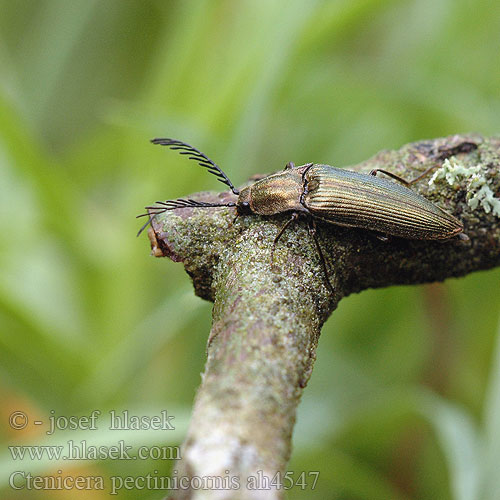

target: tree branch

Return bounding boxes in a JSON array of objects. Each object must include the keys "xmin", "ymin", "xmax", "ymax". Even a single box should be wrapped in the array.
[{"xmin": 144, "ymin": 134, "xmax": 500, "ymax": 499}]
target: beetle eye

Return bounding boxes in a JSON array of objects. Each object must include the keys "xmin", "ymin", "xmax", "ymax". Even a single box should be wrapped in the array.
[
  {"xmin": 284, "ymin": 161, "xmax": 295, "ymax": 171},
  {"xmin": 237, "ymin": 201, "xmax": 252, "ymax": 215}
]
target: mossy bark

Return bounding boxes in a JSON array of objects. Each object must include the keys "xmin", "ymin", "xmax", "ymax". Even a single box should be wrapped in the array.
[{"xmin": 145, "ymin": 134, "xmax": 500, "ymax": 500}]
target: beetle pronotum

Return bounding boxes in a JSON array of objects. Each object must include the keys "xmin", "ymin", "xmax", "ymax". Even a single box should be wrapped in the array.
[{"xmin": 138, "ymin": 138, "xmax": 466, "ymax": 291}]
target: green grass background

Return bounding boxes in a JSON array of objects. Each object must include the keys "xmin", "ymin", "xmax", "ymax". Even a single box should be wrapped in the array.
[{"xmin": 1, "ymin": 0, "xmax": 500, "ymax": 498}]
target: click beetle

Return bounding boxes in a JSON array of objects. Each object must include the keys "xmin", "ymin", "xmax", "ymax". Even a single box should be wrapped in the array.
[{"xmin": 138, "ymin": 138, "xmax": 466, "ymax": 291}]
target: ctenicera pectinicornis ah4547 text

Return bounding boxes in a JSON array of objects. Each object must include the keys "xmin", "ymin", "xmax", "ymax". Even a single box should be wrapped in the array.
[{"xmin": 138, "ymin": 138, "xmax": 465, "ymax": 291}]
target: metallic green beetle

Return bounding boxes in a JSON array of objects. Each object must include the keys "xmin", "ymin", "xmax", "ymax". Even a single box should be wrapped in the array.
[
  {"xmin": 236, "ymin": 162, "xmax": 463, "ymax": 240},
  {"xmin": 138, "ymin": 138, "xmax": 466, "ymax": 290}
]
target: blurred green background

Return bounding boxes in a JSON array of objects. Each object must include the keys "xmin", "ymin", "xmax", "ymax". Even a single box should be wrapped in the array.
[{"xmin": 1, "ymin": 0, "xmax": 499, "ymax": 498}]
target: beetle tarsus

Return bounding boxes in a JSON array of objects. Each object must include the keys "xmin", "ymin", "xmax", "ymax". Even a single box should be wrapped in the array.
[{"xmin": 308, "ymin": 219, "xmax": 334, "ymax": 293}]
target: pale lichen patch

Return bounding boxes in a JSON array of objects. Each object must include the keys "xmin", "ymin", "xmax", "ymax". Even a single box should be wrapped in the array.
[
  {"xmin": 468, "ymin": 184, "xmax": 500, "ymax": 216},
  {"xmin": 429, "ymin": 158, "xmax": 500, "ymax": 217}
]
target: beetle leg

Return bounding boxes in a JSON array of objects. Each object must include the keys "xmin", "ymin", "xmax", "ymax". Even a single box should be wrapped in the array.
[
  {"xmin": 405, "ymin": 165, "xmax": 439, "ymax": 185},
  {"xmin": 370, "ymin": 166, "xmax": 438, "ymax": 186},
  {"xmin": 271, "ymin": 212, "xmax": 299, "ymax": 263},
  {"xmin": 370, "ymin": 168, "xmax": 411, "ymax": 186},
  {"xmin": 308, "ymin": 219, "xmax": 334, "ymax": 293}
]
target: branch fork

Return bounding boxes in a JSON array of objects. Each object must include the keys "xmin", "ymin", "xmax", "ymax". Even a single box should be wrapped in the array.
[{"xmin": 144, "ymin": 134, "xmax": 500, "ymax": 499}]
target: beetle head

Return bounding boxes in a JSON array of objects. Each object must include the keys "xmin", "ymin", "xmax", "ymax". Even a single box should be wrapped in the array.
[{"xmin": 236, "ymin": 187, "xmax": 253, "ymax": 215}]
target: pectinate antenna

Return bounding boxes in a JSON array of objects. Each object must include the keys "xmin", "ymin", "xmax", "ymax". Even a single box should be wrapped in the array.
[
  {"xmin": 136, "ymin": 199, "xmax": 237, "ymax": 236},
  {"xmin": 151, "ymin": 138, "xmax": 239, "ymax": 195}
]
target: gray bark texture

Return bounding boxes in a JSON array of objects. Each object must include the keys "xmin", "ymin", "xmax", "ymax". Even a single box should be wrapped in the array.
[{"xmin": 144, "ymin": 134, "xmax": 500, "ymax": 499}]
